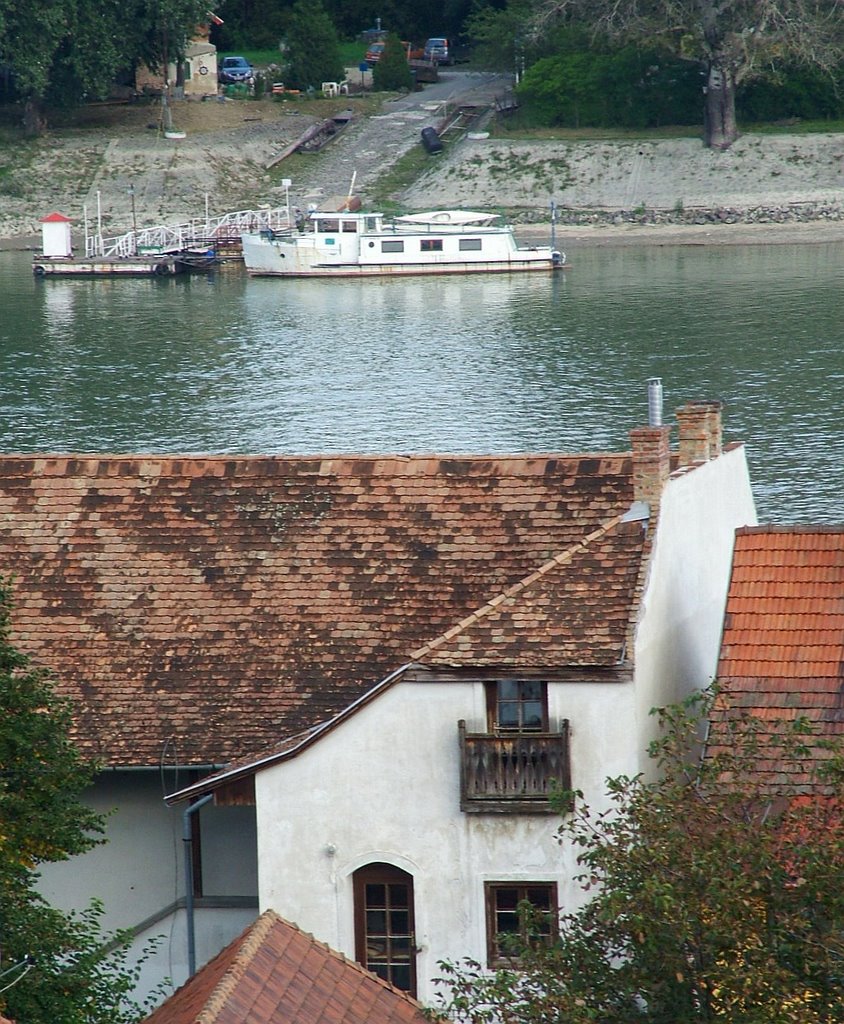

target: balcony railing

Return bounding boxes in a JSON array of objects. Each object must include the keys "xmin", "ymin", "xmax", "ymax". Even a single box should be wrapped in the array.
[{"xmin": 458, "ymin": 720, "xmax": 570, "ymax": 813}]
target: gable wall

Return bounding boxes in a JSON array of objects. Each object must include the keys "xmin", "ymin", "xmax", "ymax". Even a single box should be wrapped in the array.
[
  {"xmin": 255, "ymin": 675, "xmax": 638, "ymax": 1004},
  {"xmin": 632, "ymin": 442, "xmax": 757, "ymax": 766}
]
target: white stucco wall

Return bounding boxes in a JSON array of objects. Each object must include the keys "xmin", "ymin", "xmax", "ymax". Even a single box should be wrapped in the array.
[
  {"xmin": 254, "ymin": 442, "xmax": 757, "ymax": 1005},
  {"xmin": 36, "ymin": 770, "xmax": 259, "ymax": 1005},
  {"xmin": 632, "ymin": 443, "xmax": 757, "ymax": 767},
  {"xmin": 256, "ymin": 678, "xmax": 641, "ymax": 1005},
  {"xmin": 37, "ymin": 771, "xmax": 185, "ymax": 931}
]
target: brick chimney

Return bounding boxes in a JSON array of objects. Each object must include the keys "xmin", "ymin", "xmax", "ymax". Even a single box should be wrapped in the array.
[
  {"xmin": 629, "ymin": 424, "xmax": 671, "ymax": 509},
  {"xmin": 676, "ymin": 400, "xmax": 723, "ymax": 467}
]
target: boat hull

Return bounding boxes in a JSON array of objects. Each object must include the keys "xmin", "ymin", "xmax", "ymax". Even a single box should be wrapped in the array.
[{"xmin": 244, "ymin": 259, "xmax": 561, "ymax": 278}]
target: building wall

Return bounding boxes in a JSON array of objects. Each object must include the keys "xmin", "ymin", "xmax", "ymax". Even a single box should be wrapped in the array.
[
  {"xmin": 632, "ymin": 443, "xmax": 757, "ymax": 767},
  {"xmin": 36, "ymin": 770, "xmax": 258, "ymax": 1004},
  {"xmin": 254, "ymin": 444, "xmax": 756, "ymax": 1004},
  {"xmin": 256, "ymin": 678, "xmax": 641, "ymax": 1005}
]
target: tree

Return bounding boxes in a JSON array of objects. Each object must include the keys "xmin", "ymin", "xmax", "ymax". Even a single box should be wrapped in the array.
[
  {"xmin": 0, "ymin": 580, "xmax": 150, "ymax": 1023},
  {"xmin": 283, "ymin": 0, "xmax": 344, "ymax": 91},
  {"xmin": 532, "ymin": 0, "xmax": 844, "ymax": 148},
  {"xmin": 435, "ymin": 688, "xmax": 844, "ymax": 1023},
  {"xmin": 0, "ymin": 0, "xmax": 207, "ymax": 134},
  {"xmin": 373, "ymin": 33, "xmax": 413, "ymax": 92}
]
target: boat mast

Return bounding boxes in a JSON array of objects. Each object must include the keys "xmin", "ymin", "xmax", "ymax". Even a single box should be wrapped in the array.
[{"xmin": 550, "ymin": 199, "xmax": 557, "ymax": 253}]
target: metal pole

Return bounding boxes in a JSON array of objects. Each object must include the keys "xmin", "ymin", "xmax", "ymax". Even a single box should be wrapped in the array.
[
  {"xmin": 550, "ymin": 199, "xmax": 557, "ymax": 254},
  {"xmin": 129, "ymin": 183, "xmax": 137, "ymax": 254},
  {"xmin": 182, "ymin": 794, "xmax": 213, "ymax": 976}
]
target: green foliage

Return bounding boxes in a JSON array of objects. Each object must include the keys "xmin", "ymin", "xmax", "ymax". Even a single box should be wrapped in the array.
[
  {"xmin": 373, "ymin": 33, "xmax": 413, "ymax": 92},
  {"xmin": 283, "ymin": 0, "xmax": 344, "ymax": 91},
  {"xmin": 466, "ymin": 1, "xmax": 561, "ymax": 72},
  {"xmin": 0, "ymin": 0, "xmax": 207, "ymax": 118},
  {"xmin": 527, "ymin": 0, "xmax": 844, "ymax": 146},
  {"xmin": 517, "ymin": 43, "xmax": 702, "ymax": 129},
  {"xmin": 0, "ymin": 579, "xmax": 149, "ymax": 1023},
  {"xmin": 737, "ymin": 65, "xmax": 844, "ymax": 123},
  {"xmin": 212, "ymin": 0, "xmax": 287, "ymax": 51},
  {"xmin": 435, "ymin": 687, "xmax": 844, "ymax": 1023}
]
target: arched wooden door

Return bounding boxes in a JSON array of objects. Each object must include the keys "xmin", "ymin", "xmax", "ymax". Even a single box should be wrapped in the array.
[{"xmin": 353, "ymin": 862, "xmax": 417, "ymax": 995}]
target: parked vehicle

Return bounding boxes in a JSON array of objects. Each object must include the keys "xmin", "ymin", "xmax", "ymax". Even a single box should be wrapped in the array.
[
  {"xmin": 364, "ymin": 42, "xmax": 385, "ymax": 66},
  {"xmin": 423, "ymin": 38, "xmax": 452, "ymax": 65},
  {"xmin": 218, "ymin": 56, "xmax": 254, "ymax": 85},
  {"xmin": 366, "ymin": 40, "xmax": 422, "ymax": 65}
]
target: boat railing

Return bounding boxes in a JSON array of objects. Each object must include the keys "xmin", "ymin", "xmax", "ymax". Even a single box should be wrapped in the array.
[{"xmin": 85, "ymin": 206, "xmax": 292, "ymax": 259}]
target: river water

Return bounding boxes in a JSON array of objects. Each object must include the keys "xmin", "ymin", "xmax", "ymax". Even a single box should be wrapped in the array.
[{"xmin": 2, "ymin": 242, "xmax": 843, "ymax": 523}]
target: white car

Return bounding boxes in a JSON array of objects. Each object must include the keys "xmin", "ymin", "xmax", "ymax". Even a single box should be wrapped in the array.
[{"xmin": 423, "ymin": 37, "xmax": 452, "ymax": 65}]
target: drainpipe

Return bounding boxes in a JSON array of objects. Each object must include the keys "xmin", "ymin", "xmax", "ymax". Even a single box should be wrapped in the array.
[{"xmin": 183, "ymin": 794, "xmax": 213, "ymax": 976}]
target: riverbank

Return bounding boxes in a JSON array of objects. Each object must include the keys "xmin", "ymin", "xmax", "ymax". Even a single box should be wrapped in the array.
[{"xmin": 2, "ymin": 87, "xmax": 844, "ymax": 249}]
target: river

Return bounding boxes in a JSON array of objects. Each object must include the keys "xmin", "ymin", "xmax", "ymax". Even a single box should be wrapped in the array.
[{"xmin": 2, "ymin": 242, "xmax": 843, "ymax": 524}]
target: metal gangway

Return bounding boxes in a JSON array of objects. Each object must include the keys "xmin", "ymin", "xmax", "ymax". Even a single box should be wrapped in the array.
[{"xmin": 84, "ymin": 203, "xmax": 292, "ymax": 259}]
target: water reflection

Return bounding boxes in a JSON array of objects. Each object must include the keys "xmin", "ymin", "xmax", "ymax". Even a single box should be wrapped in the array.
[{"xmin": 1, "ymin": 245, "xmax": 843, "ymax": 523}]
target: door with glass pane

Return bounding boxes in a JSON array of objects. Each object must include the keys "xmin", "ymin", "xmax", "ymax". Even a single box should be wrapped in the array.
[{"xmin": 353, "ymin": 862, "xmax": 416, "ymax": 995}]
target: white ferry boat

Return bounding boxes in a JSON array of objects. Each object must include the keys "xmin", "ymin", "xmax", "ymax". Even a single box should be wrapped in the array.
[{"xmin": 241, "ymin": 209, "xmax": 565, "ymax": 278}]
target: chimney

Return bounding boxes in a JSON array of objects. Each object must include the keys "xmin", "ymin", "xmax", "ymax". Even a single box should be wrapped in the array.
[
  {"xmin": 630, "ymin": 381, "xmax": 670, "ymax": 508},
  {"xmin": 630, "ymin": 424, "xmax": 671, "ymax": 508},
  {"xmin": 676, "ymin": 400, "xmax": 723, "ymax": 467}
]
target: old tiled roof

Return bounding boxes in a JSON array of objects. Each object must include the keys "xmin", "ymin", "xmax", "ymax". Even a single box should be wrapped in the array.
[
  {"xmin": 411, "ymin": 513, "xmax": 645, "ymax": 667},
  {"xmin": 713, "ymin": 526, "xmax": 844, "ymax": 767},
  {"xmin": 0, "ymin": 453, "xmax": 641, "ymax": 768},
  {"xmin": 143, "ymin": 910, "xmax": 432, "ymax": 1024}
]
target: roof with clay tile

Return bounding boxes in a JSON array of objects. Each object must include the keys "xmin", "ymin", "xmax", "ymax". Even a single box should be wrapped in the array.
[
  {"xmin": 713, "ymin": 526, "xmax": 844, "ymax": 775},
  {"xmin": 0, "ymin": 452, "xmax": 644, "ymax": 768},
  {"xmin": 143, "ymin": 910, "xmax": 432, "ymax": 1024}
]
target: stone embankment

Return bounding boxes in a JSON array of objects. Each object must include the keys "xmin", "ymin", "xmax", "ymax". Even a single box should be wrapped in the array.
[{"xmin": 518, "ymin": 200, "xmax": 844, "ymax": 227}]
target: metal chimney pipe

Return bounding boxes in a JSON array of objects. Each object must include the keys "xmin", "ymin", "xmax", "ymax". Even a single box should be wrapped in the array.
[{"xmin": 647, "ymin": 377, "xmax": 663, "ymax": 426}]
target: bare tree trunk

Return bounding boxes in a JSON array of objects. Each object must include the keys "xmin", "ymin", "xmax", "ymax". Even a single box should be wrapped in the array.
[
  {"xmin": 703, "ymin": 63, "xmax": 738, "ymax": 149},
  {"xmin": 22, "ymin": 97, "xmax": 46, "ymax": 137}
]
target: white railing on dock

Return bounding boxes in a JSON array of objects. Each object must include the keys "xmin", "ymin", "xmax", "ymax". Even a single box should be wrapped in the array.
[{"xmin": 85, "ymin": 206, "xmax": 292, "ymax": 258}]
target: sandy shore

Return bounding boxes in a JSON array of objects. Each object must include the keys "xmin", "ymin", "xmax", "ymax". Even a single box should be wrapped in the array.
[{"xmin": 515, "ymin": 219, "xmax": 844, "ymax": 248}]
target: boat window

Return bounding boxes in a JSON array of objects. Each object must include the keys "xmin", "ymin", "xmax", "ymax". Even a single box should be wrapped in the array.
[
  {"xmin": 365, "ymin": 217, "xmax": 380, "ymax": 231},
  {"xmin": 420, "ymin": 239, "xmax": 443, "ymax": 252},
  {"xmin": 459, "ymin": 238, "xmax": 482, "ymax": 251},
  {"xmin": 342, "ymin": 220, "xmax": 358, "ymax": 233},
  {"xmin": 381, "ymin": 240, "xmax": 405, "ymax": 253},
  {"xmin": 316, "ymin": 219, "xmax": 340, "ymax": 232}
]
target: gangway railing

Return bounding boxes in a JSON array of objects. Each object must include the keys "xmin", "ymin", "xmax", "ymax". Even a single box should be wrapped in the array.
[{"xmin": 84, "ymin": 206, "xmax": 292, "ymax": 259}]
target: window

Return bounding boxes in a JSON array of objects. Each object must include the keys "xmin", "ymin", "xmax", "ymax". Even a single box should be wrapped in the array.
[
  {"xmin": 485, "ymin": 882, "xmax": 557, "ymax": 965},
  {"xmin": 459, "ymin": 238, "xmax": 482, "ymax": 251},
  {"xmin": 420, "ymin": 238, "xmax": 443, "ymax": 252},
  {"xmin": 316, "ymin": 218, "xmax": 339, "ymax": 232},
  {"xmin": 382, "ymin": 240, "xmax": 404, "ymax": 253},
  {"xmin": 486, "ymin": 680, "xmax": 548, "ymax": 732},
  {"xmin": 353, "ymin": 863, "xmax": 416, "ymax": 995},
  {"xmin": 341, "ymin": 220, "xmax": 358, "ymax": 233}
]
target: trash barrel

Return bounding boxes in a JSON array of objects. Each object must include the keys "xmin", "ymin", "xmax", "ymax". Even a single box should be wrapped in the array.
[{"xmin": 421, "ymin": 126, "xmax": 443, "ymax": 154}]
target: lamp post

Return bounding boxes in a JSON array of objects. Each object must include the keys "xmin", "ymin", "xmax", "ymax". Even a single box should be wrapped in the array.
[{"xmin": 128, "ymin": 183, "xmax": 137, "ymax": 254}]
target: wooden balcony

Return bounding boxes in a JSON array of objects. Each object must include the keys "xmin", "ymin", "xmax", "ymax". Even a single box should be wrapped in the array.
[{"xmin": 458, "ymin": 720, "xmax": 571, "ymax": 813}]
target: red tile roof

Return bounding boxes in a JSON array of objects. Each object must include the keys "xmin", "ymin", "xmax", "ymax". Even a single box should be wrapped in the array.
[
  {"xmin": 714, "ymin": 526, "xmax": 844, "ymax": 757},
  {"xmin": 0, "ymin": 453, "xmax": 643, "ymax": 768},
  {"xmin": 143, "ymin": 910, "xmax": 432, "ymax": 1024}
]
